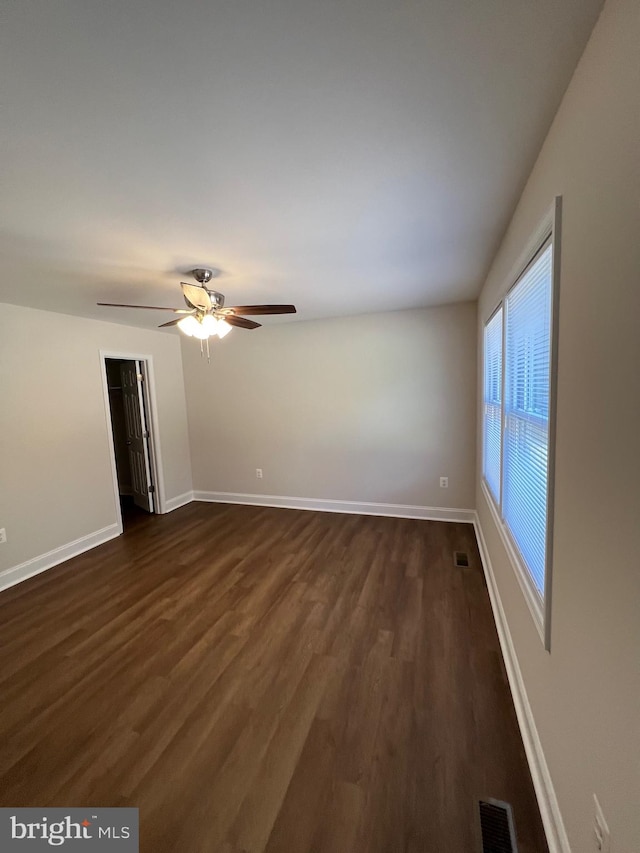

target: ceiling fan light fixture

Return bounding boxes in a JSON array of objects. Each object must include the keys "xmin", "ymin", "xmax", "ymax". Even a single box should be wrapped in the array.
[{"xmin": 216, "ymin": 318, "xmax": 232, "ymax": 338}]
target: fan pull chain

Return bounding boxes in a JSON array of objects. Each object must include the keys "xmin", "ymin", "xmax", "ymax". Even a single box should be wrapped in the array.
[
  {"xmin": 206, "ymin": 338, "xmax": 211, "ymax": 363},
  {"xmin": 200, "ymin": 339, "xmax": 204, "ymax": 358}
]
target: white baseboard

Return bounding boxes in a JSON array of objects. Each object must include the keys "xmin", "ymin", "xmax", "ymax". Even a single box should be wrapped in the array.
[
  {"xmin": 193, "ymin": 490, "xmax": 475, "ymax": 523},
  {"xmin": 162, "ymin": 491, "xmax": 194, "ymax": 513},
  {"xmin": 473, "ymin": 515, "xmax": 570, "ymax": 853},
  {"xmin": 0, "ymin": 523, "xmax": 121, "ymax": 594}
]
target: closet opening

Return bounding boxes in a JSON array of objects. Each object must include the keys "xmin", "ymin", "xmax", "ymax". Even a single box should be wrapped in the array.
[{"xmin": 103, "ymin": 357, "xmax": 159, "ymax": 531}]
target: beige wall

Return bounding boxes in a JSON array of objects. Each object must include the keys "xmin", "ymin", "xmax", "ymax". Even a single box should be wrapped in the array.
[
  {"xmin": 476, "ymin": 0, "xmax": 640, "ymax": 849},
  {"xmin": 0, "ymin": 303, "xmax": 192, "ymax": 573},
  {"xmin": 183, "ymin": 303, "xmax": 477, "ymax": 510}
]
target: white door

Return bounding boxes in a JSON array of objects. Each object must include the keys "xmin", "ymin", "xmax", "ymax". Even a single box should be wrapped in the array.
[{"xmin": 120, "ymin": 360, "xmax": 155, "ymax": 512}]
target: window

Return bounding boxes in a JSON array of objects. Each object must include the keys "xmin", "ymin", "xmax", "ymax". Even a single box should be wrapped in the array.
[{"xmin": 482, "ymin": 200, "xmax": 560, "ymax": 648}]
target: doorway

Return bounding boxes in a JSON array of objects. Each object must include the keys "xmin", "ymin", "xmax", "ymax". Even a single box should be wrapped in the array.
[{"xmin": 103, "ymin": 357, "xmax": 158, "ymax": 530}]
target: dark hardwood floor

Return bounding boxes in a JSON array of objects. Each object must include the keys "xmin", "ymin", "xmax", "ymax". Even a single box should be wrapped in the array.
[{"xmin": 0, "ymin": 503, "xmax": 548, "ymax": 852}]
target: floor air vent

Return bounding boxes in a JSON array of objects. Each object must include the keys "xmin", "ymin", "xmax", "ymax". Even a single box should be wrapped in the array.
[
  {"xmin": 478, "ymin": 799, "xmax": 518, "ymax": 853},
  {"xmin": 453, "ymin": 550, "xmax": 470, "ymax": 567}
]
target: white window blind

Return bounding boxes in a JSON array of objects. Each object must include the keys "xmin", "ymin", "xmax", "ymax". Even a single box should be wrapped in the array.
[
  {"xmin": 483, "ymin": 307, "xmax": 503, "ymax": 502},
  {"xmin": 503, "ymin": 242, "xmax": 553, "ymax": 596}
]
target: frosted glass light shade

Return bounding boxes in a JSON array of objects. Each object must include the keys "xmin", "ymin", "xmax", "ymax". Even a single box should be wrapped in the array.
[
  {"xmin": 216, "ymin": 319, "xmax": 232, "ymax": 338},
  {"xmin": 192, "ymin": 323, "xmax": 209, "ymax": 340},
  {"xmin": 201, "ymin": 314, "xmax": 218, "ymax": 336},
  {"xmin": 177, "ymin": 315, "xmax": 200, "ymax": 336}
]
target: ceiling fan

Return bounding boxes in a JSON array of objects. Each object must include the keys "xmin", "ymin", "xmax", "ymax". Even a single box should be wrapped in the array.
[{"xmin": 98, "ymin": 268, "xmax": 296, "ymax": 359}]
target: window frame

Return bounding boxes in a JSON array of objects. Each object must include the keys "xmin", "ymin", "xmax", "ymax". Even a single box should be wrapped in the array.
[
  {"xmin": 482, "ymin": 304, "xmax": 503, "ymax": 505},
  {"xmin": 481, "ymin": 197, "xmax": 561, "ymax": 651}
]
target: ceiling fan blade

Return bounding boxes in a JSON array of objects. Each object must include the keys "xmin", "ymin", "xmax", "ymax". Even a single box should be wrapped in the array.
[
  {"xmin": 181, "ymin": 283, "xmax": 212, "ymax": 311},
  {"xmin": 224, "ymin": 315, "xmax": 262, "ymax": 330},
  {"xmin": 224, "ymin": 304, "xmax": 297, "ymax": 316},
  {"xmin": 97, "ymin": 302, "xmax": 191, "ymax": 312},
  {"xmin": 158, "ymin": 317, "xmax": 187, "ymax": 328}
]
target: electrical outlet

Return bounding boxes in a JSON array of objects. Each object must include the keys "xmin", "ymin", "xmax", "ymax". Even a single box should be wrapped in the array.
[
  {"xmin": 593, "ymin": 795, "xmax": 610, "ymax": 852},
  {"xmin": 0, "ymin": 528, "xmax": 6, "ymax": 544},
  {"xmin": 440, "ymin": 477, "xmax": 449, "ymax": 488},
  {"xmin": 256, "ymin": 468, "xmax": 263, "ymax": 479}
]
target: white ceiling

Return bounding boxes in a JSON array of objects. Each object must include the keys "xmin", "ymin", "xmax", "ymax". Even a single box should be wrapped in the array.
[{"xmin": 1, "ymin": 0, "xmax": 603, "ymax": 329}]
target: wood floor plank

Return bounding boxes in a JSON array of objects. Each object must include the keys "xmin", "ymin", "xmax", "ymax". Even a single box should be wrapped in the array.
[{"xmin": 0, "ymin": 503, "xmax": 548, "ymax": 852}]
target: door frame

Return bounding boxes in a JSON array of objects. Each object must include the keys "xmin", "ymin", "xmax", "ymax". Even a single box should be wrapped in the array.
[{"xmin": 99, "ymin": 350, "xmax": 166, "ymax": 533}]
